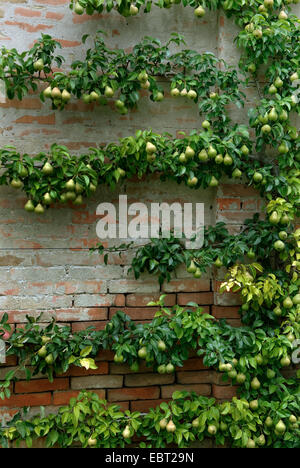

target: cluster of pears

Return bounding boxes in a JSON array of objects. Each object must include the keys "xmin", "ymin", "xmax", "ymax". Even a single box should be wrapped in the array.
[
  {"xmin": 170, "ymin": 86, "xmax": 197, "ymax": 100},
  {"xmin": 158, "ymin": 418, "xmax": 177, "ymax": 433},
  {"xmin": 37, "ymin": 335, "xmax": 54, "ymax": 365},
  {"xmin": 24, "ymin": 160, "xmax": 98, "ymax": 214},
  {"xmin": 264, "ymin": 414, "xmax": 298, "ymax": 437},
  {"xmin": 43, "ymin": 85, "xmax": 71, "ymax": 109},
  {"xmin": 274, "ymin": 293, "xmax": 300, "ymax": 317},
  {"xmin": 33, "ymin": 58, "xmax": 45, "ymax": 72},
  {"xmin": 218, "ymin": 359, "xmax": 248, "ymax": 384},
  {"xmin": 138, "ymin": 70, "xmax": 163, "ymax": 101},
  {"xmin": 81, "ymin": 86, "xmax": 115, "ymax": 106},
  {"xmin": 186, "ymin": 260, "xmax": 202, "ymax": 279},
  {"xmin": 268, "ymin": 209, "xmax": 290, "ymax": 227},
  {"xmin": 255, "ymin": 106, "xmax": 289, "ymax": 135},
  {"xmin": 145, "ymin": 141, "xmax": 157, "ymax": 162},
  {"xmin": 273, "ymin": 230, "xmax": 289, "ymax": 252},
  {"xmin": 10, "ymin": 163, "xmax": 28, "ymax": 191}
]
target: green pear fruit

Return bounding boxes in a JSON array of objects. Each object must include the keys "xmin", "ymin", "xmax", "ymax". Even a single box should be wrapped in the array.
[
  {"xmin": 34, "ymin": 203, "xmax": 45, "ymax": 215},
  {"xmin": 214, "ymin": 257, "xmax": 223, "ymax": 268},
  {"xmin": 62, "ymin": 89, "xmax": 71, "ymax": 102},
  {"xmin": 158, "ymin": 340, "xmax": 166, "ymax": 352},
  {"xmin": 146, "ymin": 142, "xmax": 156, "ymax": 154},
  {"xmin": 138, "ymin": 347, "xmax": 147, "ymax": 359},
  {"xmin": 171, "ymin": 87, "xmax": 180, "ymax": 97},
  {"xmin": 166, "ymin": 420, "xmax": 176, "ymax": 433},
  {"xmin": 51, "ymin": 87, "xmax": 62, "ymax": 99},
  {"xmin": 280, "ymin": 356, "xmax": 291, "ymax": 367},
  {"xmin": 198, "ymin": 149, "xmax": 208, "ymax": 162},
  {"xmin": 202, "ymin": 120, "xmax": 210, "ymax": 129},
  {"xmin": 185, "ymin": 146, "xmax": 195, "ymax": 158},
  {"xmin": 42, "ymin": 162, "xmax": 54, "ymax": 175},
  {"xmin": 43, "ymin": 86, "xmax": 52, "ymax": 99},
  {"xmin": 166, "ymin": 363, "xmax": 175, "ymax": 374},
  {"xmin": 246, "ymin": 438, "xmax": 255, "ymax": 448},
  {"xmin": 65, "ymin": 179, "xmax": 75, "ymax": 191},
  {"xmin": 261, "ymin": 124, "xmax": 271, "ymax": 134},
  {"xmin": 283, "ymin": 297, "xmax": 293, "ymax": 309},
  {"xmin": 33, "ymin": 58, "xmax": 44, "ymax": 72},
  {"xmin": 274, "ymin": 240, "xmax": 285, "ymax": 251},
  {"xmin": 74, "ymin": 2, "xmax": 84, "ymax": 14},
  {"xmin": 274, "ymin": 77, "xmax": 283, "ymax": 88},
  {"xmin": 251, "ymin": 377, "xmax": 261, "ymax": 390},
  {"xmin": 24, "ymin": 200, "xmax": 35, "ymax": 212},
  {"xmin": 249, "ymin": 399, "xmax": 259, "ymax": 410},
  {"xmin": 187, "ymin": 260, "xmax": 197, "ymax": 273},
  {"xmin": 10, "ymin": 179, "xmax": 23, "ymax": 189},
  {"xmin": 232, "ymin": 168, "xmax": 242, "ymax": 178},
  {"xmin": 269, "ymin": 211, "xmax": 279, "ymax": 225},
  {"xmin": 268, "ymin": 108, "xmax": 278, "ymax": 121},
  {"xmin": 275, "ymin": 420, "xmax": 286, "ymax": 434},
  {"xmin": 129, "ymin": 4, "xmax": 139, "ymax": 15},
  {"xmin": 104, "ymin": 86, "xmax": 114, "ymax": 98},
  {"xmin": 279, "ymin": 231, "xmax": 287, "ymax": 240},
  {"xmin": 187, "ymin": 89, "xmax": 197, "ymax": 100},
  {"xmin": 223, "ymin": 154, "xmax": 233, "ymax": 166},
  {"xmin": 208, "ymin": 145, "xmax": 217, "ymax": 158},
  {"xmin": 265, "ymin": 416, "xmax": 273, "ymax": 428},
  {"xmin": 194, "ymin": 5, "xmax": 205, "ymax": 17},
  {"xmin": 37, "ymin": 346, "xmax": 47, "ymax": 357},
  {"xmin": 209, "ymin": 176, "xmax": 219, "ymax": 187},
  {"xmin": 253, "ymin": 172, "xmax": 263, "ymax": 183},
  {"xmin": 43, "ymin": 193, "xmax": 52, "ymax": 205}
]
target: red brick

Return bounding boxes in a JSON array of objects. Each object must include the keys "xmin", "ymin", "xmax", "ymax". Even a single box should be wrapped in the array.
[
  {"xmin": 212, "ymin": 306, "xmax": 240, "ymax": 319},
  {"xmin": 55, "ymin": 308, "xmax": 108, "ymax": 322},
  {"xmin": 125, "ymin": 373, "xmax": 174, "ymax": 387},
  {"xmin": 161, "ymin": 384, "xmax": 211, "ymax": 398},
  {"xmin": 0, "ymin": 355, "xmax": 17, "ymax": 367},
  {"xmin": 242, "ymin": 199, "xmax": 258, "ymax": 211},
  {"xmin": 176, "ymin": 371, "xmax": 212, "ymax": 384},
  {"xmin": 220, "ymin": 184, "xmax": 258, "ymax": 197},
  {"xmin": 59, "ymin": 362, "xmax": 108, "ymax": 377},
  {"xmin": 46, "ymin": 12, "xmax": 64, "ymax": 20},
  {"xmin": 109, "ymin": 307, "xmax": 157, "ymax": 321},
  {"xmin": 53, "ymin": 389, "xmax": 105, "ymax": 406},
  {"xmin": 107, "ymin": 387, "xmax": 160, "ymax": 402},
  {"xmin": 114, "ymin": 294, "xmax": 125, "ymax": 307},
  {"xmin": 72, "ymin": 321, "xmax": 107, "ymax": 332},
  {"xmin": 217, "ymin": 211, "xmax": 254, "ymax": 224},
  {"xmin": 55, "ymin": 39, "xmax": 81, "ymax": 48},
  {"xmin": 212, "ymin": 384, "xmax": 238, "ymax": 399},
  {"xmin": 217, "ymin": 198, "xmax": 241, "ymax": 211},
  {"xmin": 176, "ymin": 358, "xmax": 208, "ymax": 372},
  {"xmin": 112, "ymin": 401, "xmax": 130, "ymax": 412},
  {"xmin": 15, "ymin": 378, "xmax": 69, "ymax": 394},
  {"xmin": 0, "ymin": 393, "xmax": 52, "ymax": 407},
  {"xmin": 15, "ymin": 114, "xmax": 55, "ymax": 125},
  {"xmin": 95, "ymin": 350, "xmax": 114, "ymax": 361},
  {"xmin": 15, "ymin": 7, "xmax": 41, "ymax": 17},
  {"xmin": 5, "ymin": 21, "xmax": 52, "ymax": 33},
  {"xmin": 35, "ymin": 0, "xmax": 69, "ymax": 4},
  {"xmin": 0, "ymin": 98, "xmax": 41, "ymax": 110},
  {"xmin": 110, "ymin": 362, "xmax": 153, "ymax": 375},
  {"xmin": 225, "ymin": 319, "xmax": 242, "ymax": 327},
  {"xmin": 162, "ymin": 278, "xmax": 210, "ymax": 293},
  {"xmin": 130, "ymin": 399, "xmax": 170, "ymax": 412},
  {"xmin": 126, "ymin": 294, "xmax": 176, "ymax": 307},
  {"xmin": 177, "ymin": 292, "xmax": 213, "ymax": 306}
]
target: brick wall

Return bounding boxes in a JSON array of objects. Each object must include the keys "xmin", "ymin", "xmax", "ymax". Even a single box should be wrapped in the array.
[{"xmin": 0, "ymin": 1, "xmax": 299, "ymax": 419}]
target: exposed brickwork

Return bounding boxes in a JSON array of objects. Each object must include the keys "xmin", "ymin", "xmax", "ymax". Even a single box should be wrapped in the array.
[{"xmin": 0, "ymin": 1, "xmax": 286, "ymax": 416}]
